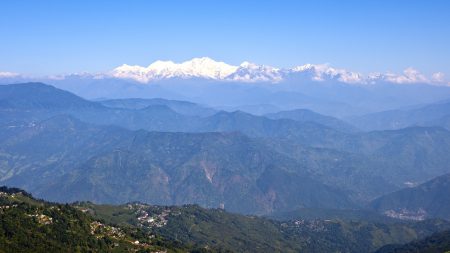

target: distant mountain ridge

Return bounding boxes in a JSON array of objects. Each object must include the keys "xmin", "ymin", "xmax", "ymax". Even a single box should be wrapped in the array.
[
  {"xmin": 3, "ymin": 57, "xmax": 450, "ymax": 119},
  {"xmin": 99, "ymin": 97, "xmax": 217, "ymax": 117},
  {"xmin": 0, "ymin": 83, "xmax": 355, "ymax": 142},
  {"xmin": 265, "ymin": 108, "xmax": 358, "ymax": 132},
  {"xmin": 2, "ymin": 57, "xmax": 448, "ymax": 86},
  {"xmin": 350, "ymin": 100, "xmax": 450, "ymax": 131},
  {"xmin": 0, "ymin": 82, "xmax": 101, "ymax": 109}
]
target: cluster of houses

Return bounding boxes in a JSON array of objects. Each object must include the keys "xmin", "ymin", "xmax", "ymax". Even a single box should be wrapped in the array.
[
  {"xmin": 129, "ymin": 203, "xmax": 171, "ymax": 228},
  {"xmin": 28, "ymin": 213, "xmax": 53, "ymax": 225},
  {"xmin": 90, "ymin": 220, "xmax": 125, "ymax": 238},
  {"xmin": 384, "ymin": 208, "xmax": 427, "ymax": 221},
  {"xmin": 281, "ymin": 219, "xmax": 329, "ymax": 232},
  {"xmin": 0, "ymin": 191, "xmax": 18, "ymax": 212}
]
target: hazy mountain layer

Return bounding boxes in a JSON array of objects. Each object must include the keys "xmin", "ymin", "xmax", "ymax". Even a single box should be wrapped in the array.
[
  {"xmin": 350, "ymin": 101, "xmax": 450, "ymax": 131},
  {"xmin": 2, "ymin": 83, "xmax": 450, "ymax": 215},
  {"xmin": 0, "ymin": 115, "xmax": 354, "ymax": 214}
]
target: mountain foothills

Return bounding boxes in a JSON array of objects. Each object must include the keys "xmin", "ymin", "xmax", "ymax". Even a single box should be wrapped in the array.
[
  {"xmin": 1, "ymin": 83, "xmax": 450, "ymax": 215},
  {"xmin": 0, "ymin": 187, "xmax": 185, "ymax": 252},
  {"xmin": 1, "ymin": 82, "xmax": 450, "ymax": 251},
  {"xmin": 0, "ymin": 113, "xmax": 354, "ymax": 214},
  {"xmin": 2, "ymin": 186, "xmax": 450, "ymax": 253}
]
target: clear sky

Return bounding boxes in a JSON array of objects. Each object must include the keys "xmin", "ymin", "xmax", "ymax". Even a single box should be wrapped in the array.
[{"xmin": 1, "ymin": 0, "xmax": 450, "ymax": 76}]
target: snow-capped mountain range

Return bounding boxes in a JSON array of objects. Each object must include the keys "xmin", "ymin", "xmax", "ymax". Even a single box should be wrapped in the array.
[
  {"xmin": 111, "ymin": 57, "xmax": 284, "ymax": 83},
  {"xmin": 110, "ymin": 57, "xmax": 447, "ymax": 85},
  {"xmin": 1, "ymin": 57, "xmax": 448, "ymax": 86}
]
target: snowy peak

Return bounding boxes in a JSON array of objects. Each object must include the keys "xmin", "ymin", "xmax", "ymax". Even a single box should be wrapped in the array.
[
  {"xmin": 0, "ymin": 71, "xmax": 20, "ymax": 78},
  {"xmin": 291, "ymin": 64, "xmax": 365, "ymax": 84},
  {"xmin": 178, "ymin": 57, "xmax": 238, "ymax": 79},
  {"xmin": 111, "ymin": 58, "xmax": 285, "ymax": 83},
  {"xmin": 227, "ymin": 61, "xmax": 282, "ymax": 82},
  {"xmin": 111, "ymin": 57, "xmax": 238, "ymax": 82}
]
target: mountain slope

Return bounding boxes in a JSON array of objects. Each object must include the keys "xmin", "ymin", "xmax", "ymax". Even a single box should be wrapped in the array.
[
  {"xmin": 375, "ymin": 230, "xmax": 450, "ymax": 253},
  {"xmin": 269, "ymin": 126, "xmax": 450, "ymax": 196},
  {"xmin": 370, "ymin": 173, "xmax": 450, "ymax": 220},
  {"xmin": 355, "ymin": 127, "xmax": 450, "ymax": 185}
]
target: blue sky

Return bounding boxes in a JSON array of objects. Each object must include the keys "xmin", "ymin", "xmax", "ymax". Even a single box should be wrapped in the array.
[{"xmin": 1, "ymin": 0, "xmax": 449, "ymax": 76}]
